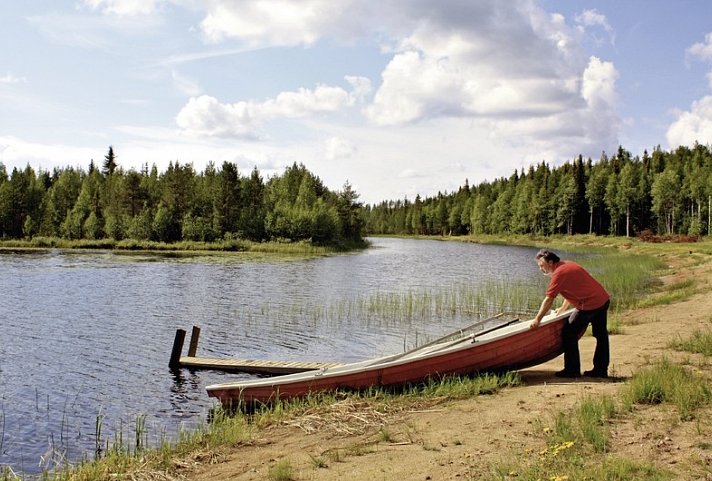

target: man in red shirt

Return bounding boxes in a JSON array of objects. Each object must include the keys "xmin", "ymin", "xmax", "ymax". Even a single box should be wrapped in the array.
[{"xmin": 530, "ymin": 249, "xmax": 610, "ymax": 378}]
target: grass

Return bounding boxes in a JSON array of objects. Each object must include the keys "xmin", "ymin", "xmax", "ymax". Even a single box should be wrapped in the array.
[
  {"xmin": 486, "ymin": 357, "xmax": 712, "ymax": 481},
  {"xmin": 45, "ymin": 408, "xmax": 253, "ymax": 481},
  {"xmin": 621, "ymin": 358, "xmax": 712, "ymax": 420},
  {"xmin": 307, "ymin": 453, "xmax": 328, "ymax": 468},
  {"xmin": 0, "ymin": 236, "xmax": 368, "ymax": 256},
  {"xmin": 637, "ymin": 279, "xmax": 698, "ymax": 308},
  {"xmin": 31, "ymin": 371, "xmax": 520, "ymax": 480},
  {"xmin": 413, "ymin": 372, "xmax": 521, "ymax": 398},
  {"xmin": 669, "ymin": 328, "xmax": 712, "ymax": 356},
  {"xmin": 268, "ymin": 459, "xmax": 296, "ymax": 481}
]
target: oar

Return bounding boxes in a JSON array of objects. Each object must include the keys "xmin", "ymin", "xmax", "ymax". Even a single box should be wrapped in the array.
[
  {"xmin": 408, "ymin": 312, "xmax": 505, "ymax": 351},
  {"xmin": 366, "ymin": 312, "xmax": 505, "ymax": 367},
  {"xmin": 410, "ymin": 318, "xmax": 521, "ymax": 356}
]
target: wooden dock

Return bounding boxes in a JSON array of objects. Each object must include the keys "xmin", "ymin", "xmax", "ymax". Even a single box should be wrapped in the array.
[
  {"xmin": 169, "ymin": 326, "xmax": 343, "ymax": 375},
  {"xmin": 178, "ymin": 355, "xmax": 344, "ymax": 375}
]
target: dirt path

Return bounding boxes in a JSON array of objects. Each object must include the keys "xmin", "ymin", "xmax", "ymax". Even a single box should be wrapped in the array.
[{"xmin": 182, "ymin": 251, "xmax": 712, "ymax": 481}]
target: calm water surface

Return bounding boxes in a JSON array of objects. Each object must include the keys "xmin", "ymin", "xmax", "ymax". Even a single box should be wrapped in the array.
[{"xmin": 0, "ymin": 238, "xmax": 543, "ymax": 475}]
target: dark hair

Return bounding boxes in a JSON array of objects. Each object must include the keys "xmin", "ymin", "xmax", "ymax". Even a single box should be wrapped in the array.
[{"xmin": 536, "ymin": 249, "xmax": 560, "ymax": 263}]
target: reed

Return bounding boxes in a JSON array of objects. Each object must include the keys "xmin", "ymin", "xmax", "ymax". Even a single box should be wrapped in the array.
[
  {"xmin": 0, "ymin": 466, "xmax": 20, "ymax": 481},
  {"xmin": 571, "ymin": 251, "xmax": 665, "ymax": 310},
  {"xmin": 227, "ymin": 248, "xmax": 657, "ymax": 348}
]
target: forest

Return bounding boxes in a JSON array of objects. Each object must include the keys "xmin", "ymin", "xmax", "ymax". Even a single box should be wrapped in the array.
[
  {"xmin": 363, "ymin": 143, "xmax": 712, "ymax": 239},
  {"xmin": 3, "ymin": 143, "xmax": 712, "ymax": 245},
  {"xmin": 0, "ymin": 147, "xmax": 364, "ymax": 245}
]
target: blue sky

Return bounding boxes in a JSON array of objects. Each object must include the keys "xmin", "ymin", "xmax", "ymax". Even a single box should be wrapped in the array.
[{"xmin": 2, "ymin": 1, "xmax": 712, "ymax": 204}]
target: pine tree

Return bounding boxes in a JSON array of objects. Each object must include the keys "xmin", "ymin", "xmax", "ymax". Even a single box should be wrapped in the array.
[{"xmin": 102, "ymin": 146, "xmax": 118, "ymax": 176}]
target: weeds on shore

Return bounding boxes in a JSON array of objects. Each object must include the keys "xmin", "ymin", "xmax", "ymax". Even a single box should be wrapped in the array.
[
  {"xmin": 268, "ymin": 459, "xmax": 296, "ymax": 481},
  {"xmin": 637, "ymin": 278, "xmax": 698, "ymax": 308},
  {"xmin": 487, "ymin": 358, "xmax": 711, "ymax": 481},
  {"xmin": 622, "ymin": 358, "xmax": 712, "ymax": 420},
  {"xmin": 669, "ymin": 328, "xmax": 712, "ymax": 356},
  {"xmin": 34, "ymin": 372, "xmax": 517, "ymax": 480},
  {"xmin": 0, "ymin": 236, "xmax": 367, "ymax": 256}
]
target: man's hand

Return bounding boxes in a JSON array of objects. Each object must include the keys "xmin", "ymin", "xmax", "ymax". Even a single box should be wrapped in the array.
[{"xmin": 530, "ymin": 318, "xmax": 541, "ymax": 329}]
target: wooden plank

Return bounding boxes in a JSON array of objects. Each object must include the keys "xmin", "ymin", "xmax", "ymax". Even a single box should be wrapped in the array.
[{"xmin": 179, "ymin": 356, "xmax": 344, "ymax": 375}]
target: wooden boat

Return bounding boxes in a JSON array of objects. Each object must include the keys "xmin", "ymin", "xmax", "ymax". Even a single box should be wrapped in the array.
[{"xmin": 206, "ymin": 309, "xmax": 574, "ymax": 406}]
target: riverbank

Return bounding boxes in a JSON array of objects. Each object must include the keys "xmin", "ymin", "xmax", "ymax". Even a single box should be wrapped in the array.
[
  {"xmin": 0, "ymin": 236, "xmax": 369, "ymax": 256},
  {"xmin": 177, "ymin": 238, "xmax": 712, "ymax": 481}
]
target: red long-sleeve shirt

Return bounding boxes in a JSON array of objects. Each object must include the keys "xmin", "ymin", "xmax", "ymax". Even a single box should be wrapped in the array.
[{"xmin": 546, "ymin": 260, "xmax": 609, "ymax": 311}]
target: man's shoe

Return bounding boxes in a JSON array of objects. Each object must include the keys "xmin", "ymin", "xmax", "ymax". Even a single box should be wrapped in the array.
[
  {"xmin": 554, "ymin": 369, "xmax": 581, "ymax": 378},
  {"xmin": 583, "ymin": 369, "xmax": 608, "ymax": 378}
]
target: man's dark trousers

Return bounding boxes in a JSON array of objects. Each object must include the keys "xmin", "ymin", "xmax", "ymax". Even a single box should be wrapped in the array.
[{"xmin": 562, "ymin": 300, "xmax": 610, "ymax": 374}]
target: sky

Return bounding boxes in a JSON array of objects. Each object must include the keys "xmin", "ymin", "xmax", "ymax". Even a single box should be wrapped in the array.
[{"xmin": 2, "ymin": 1, "xmax": 712, "ymax": 205}]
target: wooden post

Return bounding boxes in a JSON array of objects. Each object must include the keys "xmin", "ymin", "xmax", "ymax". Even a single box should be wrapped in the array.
[
  {"xmin": 169, "ymin": 329, "xmax": 186, "ymax": 369},
  {"xmin": 188, "ymin": 325, "xmax": 201, "ymax": 357}
]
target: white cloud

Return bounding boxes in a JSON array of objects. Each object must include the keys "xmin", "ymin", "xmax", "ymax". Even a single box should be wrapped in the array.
[
  {"xmin": 200, "ymin": 0, "xmax": 333, "ymax": 45},
  {"xmin": 687, "ymin": 32, "xmax": 712, "ymax": 62},
  {"xmin": 357, "ymin": 4, "xmax": 619, "ymax": 160},
  {"xmin": 666, "ymin": 96, "xmax": 712, "ymax": 147},
  {"xmin": 176, "ymin": 80, "xmax": 363, "ymax": 138},
  {"xmin": 29, "ymin": 10, "xmax": 164, "ymax": 48},
  {"xmin": 666, "ymin": 34, "xmax": 712, "ymax": 149},
  {"xmin": 324, "ymin": 137, "xmax": 356, "ymax": 161},
  {"xmin": 575, "ymin": 9, "xmax": 614, "ymax": 38},
  {"xmin": 157, "ymin": 47, "xmax": 254, "ymax": 68},
  {"xmin": 171, "ymin": 70, "xmax": 203, "ymax": 96},
  {"xmin": 345, "ymin": 76, "xmax": 372, "ymax": 102},
  {"xmin": 0, "ymin": 73, "xmax": 27, "ymax": 84},
  {"xmin": 0, "ymin": 136, "xmax": 98, "ymax": 171},
  {"xmin": 175, "ymin": 95, "xmax": 260, "ymax": 139},
  {"xmin": 575, "ymin": 9, "xmax": 611, "ymax": 30},
  {"xmin": 164, "ymin": 0, "xmax": 622, "ymax": 195},
  {"xmin": 582, "ymin": 56, "xmax": 618, "ymax": 109},
  {"xmin": 83, "ymin": 0, "xmax": 163, "ymax": 16}
]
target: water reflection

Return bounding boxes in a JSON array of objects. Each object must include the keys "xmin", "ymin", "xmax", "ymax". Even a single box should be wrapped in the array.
[{"xmin": 0, "ymin": 238, "xmax": 545, "ymax": 474}]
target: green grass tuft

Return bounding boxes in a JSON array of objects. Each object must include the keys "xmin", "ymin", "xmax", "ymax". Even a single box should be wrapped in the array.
[
  {"xmin": 669, "ymin": 329, "xmax": 712, "ymax": 356},
  {"xmin": 622, "ymin": 358, "xmax": 712, "ymax": 420}
]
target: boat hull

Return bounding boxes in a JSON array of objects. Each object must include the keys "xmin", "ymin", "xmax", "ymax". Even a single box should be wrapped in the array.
[{"xmin": 207, "ymin": 311, "xmax": 573, "ymax": 406}]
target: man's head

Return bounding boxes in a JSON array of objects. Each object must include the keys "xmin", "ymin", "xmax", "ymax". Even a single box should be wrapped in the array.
[{"xmin": 535, "ymin": 249, "xmax": 560, "ymax": 274}]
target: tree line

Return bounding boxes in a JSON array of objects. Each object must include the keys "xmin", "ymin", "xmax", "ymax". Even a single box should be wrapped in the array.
[
  {"xmin": 363, "ymin": 143, "xmax": 712, "ymax": 238},
  {"xmin": 0, "ymin": 147, "xmax": 364, "ymax": 245}
]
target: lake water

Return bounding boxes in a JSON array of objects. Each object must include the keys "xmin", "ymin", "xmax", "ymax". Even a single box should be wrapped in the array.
[{"xmin": 0, "ymin": 238, "xmax": 545, "ymax": 476}]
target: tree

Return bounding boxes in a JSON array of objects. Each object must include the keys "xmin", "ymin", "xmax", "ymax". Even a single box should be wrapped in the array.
[
  {"xmin": 213, "ymin": 162, "xmax": 241, "ymax": 236},
  {"xmin": 651, "ymin": 168, "xmax": 681, "ymax": 235},
  {"xmin": 554, "ymin": 174, "xmax": 577, "ymax": 235},
  {"xmin": 617, "ymin": 162, "xmax": 641, "ymax": 237},
  {"xmin": 585, "ymin": 165, "xmax": 608, "ymax": 234},
  {"xmin": 102, "ymin": 146, "xmax": 118, "ymax": 176},
  {"xmin": 239, "ymin": 167, "xmax": 266, "ymax": 240},
  {"xmin": 336, "ymin": 181, "xmax": 364, "ymax": 241}
]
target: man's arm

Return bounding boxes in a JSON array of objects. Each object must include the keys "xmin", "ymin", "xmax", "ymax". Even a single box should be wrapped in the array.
[
  {"xmin": 530, "ymin": 296, "xmax": 555, "ymax": 329},
  {"xmin": 556, "ymin": 299, "xmax": 572, "ymax": 314}
]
